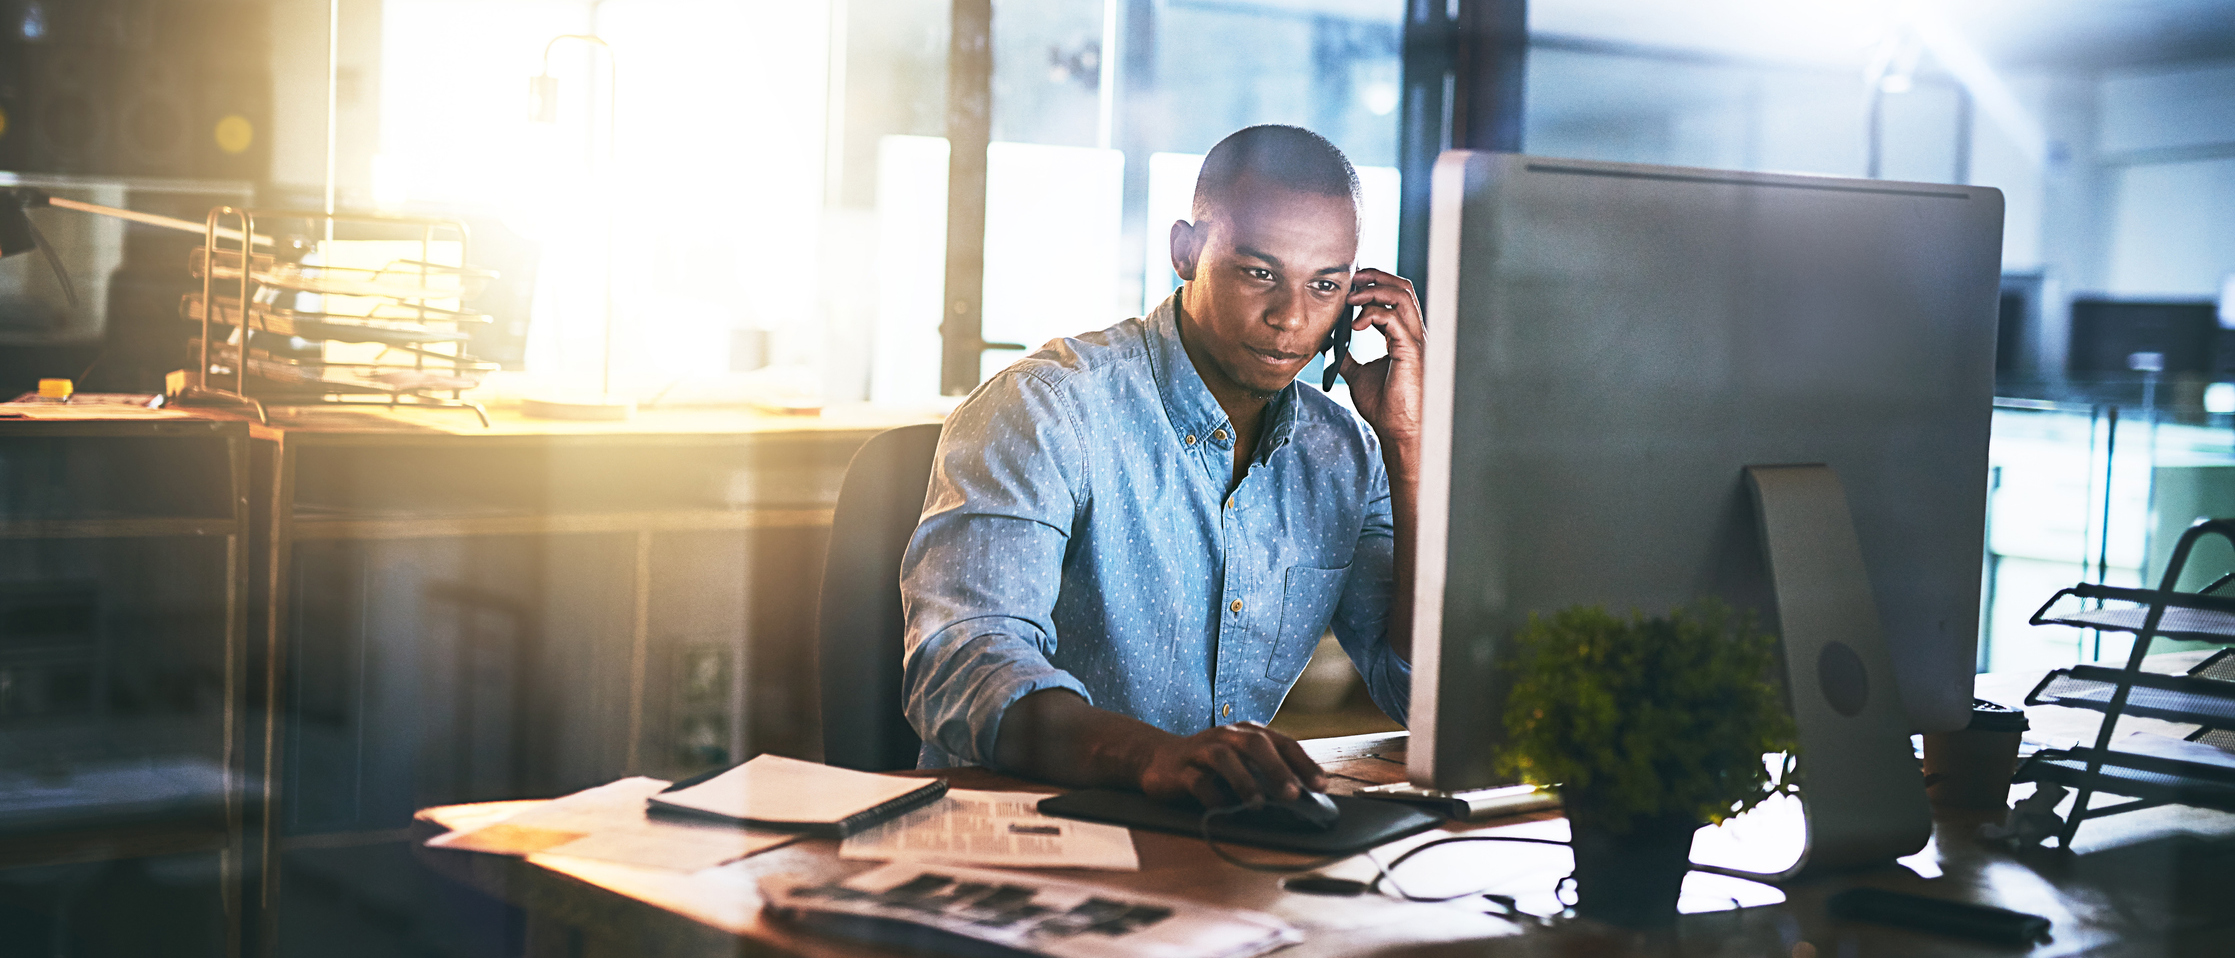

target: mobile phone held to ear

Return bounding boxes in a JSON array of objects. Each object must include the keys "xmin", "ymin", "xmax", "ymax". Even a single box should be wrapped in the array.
[{"xmin": 1322, "ymin": 303, "xmax": 1355, "ymax": 392}]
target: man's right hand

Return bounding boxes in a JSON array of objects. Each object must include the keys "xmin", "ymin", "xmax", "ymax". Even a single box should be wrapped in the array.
[
  {"xmin": 995, "ymin": 690, "xmax": 1329, "ymax": 808},
  {"xmin": 1136, "ymin": 721, "xmax": 1328, "ymax": 809}
]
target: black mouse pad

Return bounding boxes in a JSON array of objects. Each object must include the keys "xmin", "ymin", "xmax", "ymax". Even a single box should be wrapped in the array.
[{"xmin": 1036, "ymin": 789, "xmax": 1442, "ymax": 856}]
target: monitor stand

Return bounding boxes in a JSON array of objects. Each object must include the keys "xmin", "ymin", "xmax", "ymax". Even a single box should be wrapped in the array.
[{"xmin": 1693, "ymin": 465, "xmax": 1932, "ymax": 882}]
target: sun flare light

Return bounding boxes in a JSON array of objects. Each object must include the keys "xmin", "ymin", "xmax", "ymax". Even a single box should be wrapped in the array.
[{"xmin": 379, "ymin": 0, "xmax": 832, "ymax": 400}]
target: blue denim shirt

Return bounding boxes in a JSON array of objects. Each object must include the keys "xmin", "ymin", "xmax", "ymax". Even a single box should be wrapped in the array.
[{"xmin": 899, "ymin": 296, "xmax": 1411, "ymax": 769}]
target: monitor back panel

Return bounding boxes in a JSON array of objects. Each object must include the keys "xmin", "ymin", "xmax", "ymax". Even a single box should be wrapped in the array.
[{"xmin": 1412, "ymin": 153, "xmax": 2003, "ymax": 790}]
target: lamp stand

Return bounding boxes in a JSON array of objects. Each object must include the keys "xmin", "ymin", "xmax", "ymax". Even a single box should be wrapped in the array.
[{"xmin": 522, "ymin": 32, "xmax": 631, "ymax": 421}]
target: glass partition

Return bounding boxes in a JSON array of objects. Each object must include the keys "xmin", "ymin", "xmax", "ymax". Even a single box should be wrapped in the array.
[{"xmin": 1983, "ymin": 381, "xmax": 2235, "ymax": 673}]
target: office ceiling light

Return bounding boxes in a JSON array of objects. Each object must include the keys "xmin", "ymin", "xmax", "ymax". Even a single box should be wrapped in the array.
[{"xmin": 2206, "ymin": 383, "xmax": 2235, "ymax": 416}]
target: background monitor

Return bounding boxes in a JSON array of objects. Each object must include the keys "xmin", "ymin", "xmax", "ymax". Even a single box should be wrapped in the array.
[
  {"xmin": 1410, "ymin": 153, "xmax": 2004, "ymax": 792},
  {"xmin": 2065, "ymin": 298, "xmax": 2220, "ymax": 378}
]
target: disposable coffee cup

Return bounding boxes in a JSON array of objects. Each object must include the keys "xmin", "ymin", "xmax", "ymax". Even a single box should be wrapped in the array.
[{"xmin": 1922, "ymin": 699, "xmax": 2029, "ymax": 810}]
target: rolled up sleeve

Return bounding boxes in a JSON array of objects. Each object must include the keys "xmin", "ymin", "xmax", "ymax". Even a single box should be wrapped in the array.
[
  {"xmin": 1331, "ymin": 460, "xmax": 1411, "ymax": 726},
  {"xmin": 900, "ymin": 370, "xmax": 1091, "ymax": 767}
]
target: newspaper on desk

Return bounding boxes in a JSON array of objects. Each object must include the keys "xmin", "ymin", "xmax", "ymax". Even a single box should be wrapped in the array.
[
  {"xmin": 762, "ymin": 862, "xmax": 1300, "ymax": 958},
  {"xmin": 426, "ymin": 776, "xmax": 797, "ymax": 872},
  {"xmin": 840, "ymin": 788, "xmax": 1139, "ymax": 871}
]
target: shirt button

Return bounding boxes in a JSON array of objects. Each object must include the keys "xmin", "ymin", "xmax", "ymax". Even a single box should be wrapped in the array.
[
  {"xmin": 1225, "ymin": 495, "xmax": 1235, "ymax": 509},
  {"xmin": 1230, "ymin": 599, "xmax": 1244, "ymax": 613},
  {"xmin": 1185, "ymin": 434, "xmax": 1196, "ymax": 445},
  {"xmin": 1212, "ymin": 428, "xmax": 1228, "ymax": 442},
  {"xmin": 1222, "ymin": 703, "xmax": 1233, "ymax": 719}
]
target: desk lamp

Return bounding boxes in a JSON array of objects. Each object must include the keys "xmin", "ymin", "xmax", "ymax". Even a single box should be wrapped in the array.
[
  {"xmin": 518, "ymin": 33, "xmax": 633, "ymax": 421},
  {"xmin": 1, "ymin": 187, "xmax": 271, "ymax": 305},
  {"xmin": 2, "ymin": 188, "xmax": 276, "ymax": 411}
]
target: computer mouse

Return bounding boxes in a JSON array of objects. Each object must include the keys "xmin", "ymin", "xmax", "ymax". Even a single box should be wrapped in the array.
[{"xmin": 1250, "ymin": 789, "xmax": 1340, "ymax": 832}]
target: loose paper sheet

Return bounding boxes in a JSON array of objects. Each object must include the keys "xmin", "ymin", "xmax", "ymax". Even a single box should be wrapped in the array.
[
  {"xmin": 427, "ymin": 776, "xmax": 797, "ymax": 872},
  {"xmin": 651, "ymin": 754, "xmax": 933, "ymax": 826},
  {"xmin": 762, "ymin": 862, "xmax": 1298, "ymax": 958},
  {"xmin": 840, "ymin": 788, "xmax": 1139, "ymax": 871}
]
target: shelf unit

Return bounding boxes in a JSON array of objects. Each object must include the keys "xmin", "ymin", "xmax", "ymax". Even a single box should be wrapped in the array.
[
  {"xmin": 2017, "ymin": 519, "xmax": 2235, "ymax": 846},
  {"xmin": 0, "ymin": 417, "xmax": 261, "ymax": 958}
]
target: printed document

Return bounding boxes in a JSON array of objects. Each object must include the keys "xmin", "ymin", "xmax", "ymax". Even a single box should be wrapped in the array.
[
  {"xmin": 762, "ymin": 862, "xmax": 1298, "ymax": 958},
  {"xmin": 839, "ymin": 788, "xmax": 1139, "ymax": 871},
  {"xmin": 427, "ymin": 777, "xmax": 796, "ymax": 872}
]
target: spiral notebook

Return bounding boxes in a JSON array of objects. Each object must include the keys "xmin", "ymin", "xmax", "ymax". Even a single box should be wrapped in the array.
[{"xmin": 647, "ymin": 754, "xmax": 948, "ymax": 837}]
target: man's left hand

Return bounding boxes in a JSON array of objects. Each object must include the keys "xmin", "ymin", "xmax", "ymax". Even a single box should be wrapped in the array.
[{"xmin": 1338, "ymin": 268, "xmax": 1426, "ymax": 453}]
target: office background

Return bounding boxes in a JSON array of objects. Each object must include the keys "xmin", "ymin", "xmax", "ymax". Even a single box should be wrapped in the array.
[
  {"xmin": 6, "ymin": 1, "xmax": 2235, "ymax": 957},
  {"xmin": 361, "ymin": 0, "xmax": 2235, "ymax": 678}
]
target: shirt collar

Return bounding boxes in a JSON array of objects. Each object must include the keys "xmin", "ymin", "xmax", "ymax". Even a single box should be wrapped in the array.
[{"xmin": 1146, "ymin": 293, "xmax": 1305, "ymax": 463}]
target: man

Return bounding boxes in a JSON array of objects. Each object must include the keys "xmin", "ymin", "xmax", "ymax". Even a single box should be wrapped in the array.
[{"xmin": 900, "ymin": 124, "xmax": 1427, "ymax": 809}]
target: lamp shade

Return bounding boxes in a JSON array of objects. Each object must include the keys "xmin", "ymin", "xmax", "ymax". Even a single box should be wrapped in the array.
[{"xmin": 0, "ymin": 189, "xmax": 44, "ymax": 259}]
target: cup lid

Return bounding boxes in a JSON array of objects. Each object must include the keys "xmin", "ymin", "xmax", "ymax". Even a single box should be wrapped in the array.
[{"xmin": 1967, "ymin": 698, "xmax": 2029, "ymax": 732}]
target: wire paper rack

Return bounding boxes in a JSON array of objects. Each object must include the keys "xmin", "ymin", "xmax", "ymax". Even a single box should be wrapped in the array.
[
  {"xmin": 174, "ymin": 207, "xmax": 498, "ymax": 426},
  {"xmin": 2015, "ymin": 519, "xmax": 2235, "ymax": 845}
]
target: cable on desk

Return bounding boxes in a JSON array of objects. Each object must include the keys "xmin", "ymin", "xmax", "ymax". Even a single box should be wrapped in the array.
[
  {"xmin": 1199, "ymin": 805, "xmax": 1577, "ymax": 914},
  {"xmin": 1368, "ymin": 835, "xmax": 1572, "ymax": 903}
]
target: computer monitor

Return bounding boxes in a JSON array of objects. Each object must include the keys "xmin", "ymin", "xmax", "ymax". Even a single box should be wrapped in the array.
[
  {"xmin": 2066, "ymin": 298, "xmax": 2219, "ymax": 378},
  {"xmin": 1409, "ymin": 153, "xmax": 2003, "ymax": 795}
]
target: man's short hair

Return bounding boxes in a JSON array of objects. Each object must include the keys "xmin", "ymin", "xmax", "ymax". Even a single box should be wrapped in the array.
[{"xmin": 1190, "ymin": 125, "xmax": 1360, "ymax": 224}]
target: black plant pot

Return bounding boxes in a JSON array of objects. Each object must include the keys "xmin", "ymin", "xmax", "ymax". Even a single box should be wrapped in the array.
[{"xmin": 1565, "ymin": 804, "xmax": 1703, "ymax": 929}]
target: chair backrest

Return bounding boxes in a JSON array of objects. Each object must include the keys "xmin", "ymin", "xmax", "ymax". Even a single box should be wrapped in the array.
[{"xmin": 817, "ymin": 422, "xmax": 943, "ymax": 771}]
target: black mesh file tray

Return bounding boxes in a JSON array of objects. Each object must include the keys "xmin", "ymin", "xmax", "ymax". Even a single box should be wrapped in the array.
[
  {"xmin": 2026, "ymin": 665, "xmax": 2235, "ymax": 726},
  {"xmin": 2030, "ymin": 584, "xmax": 2235, "ymax": 644},
  {"xmin": 2018, "ymin": 519, "xmax": 2235, "ymax": 846},
  {"xmin": 2016, "ymin": 734, "xmax": 2235, "ymax": 814}
]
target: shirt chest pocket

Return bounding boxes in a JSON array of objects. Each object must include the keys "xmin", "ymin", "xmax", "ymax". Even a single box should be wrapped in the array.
[{"xmin": 1266, "ymin": 565, "xmax": 1348, "ymax": 682}]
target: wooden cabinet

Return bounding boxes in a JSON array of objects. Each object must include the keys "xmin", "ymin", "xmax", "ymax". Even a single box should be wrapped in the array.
[
  {"xmin": 253, "ymin": 405, "xmax": 932, "ymax": 954},
  {"xmin": 272, "ymin": 423, "xmax": 879, "ymax": 822},
  {"xmin": 0, "ymin": 402, "xmax": 936, "ymax": 957}
]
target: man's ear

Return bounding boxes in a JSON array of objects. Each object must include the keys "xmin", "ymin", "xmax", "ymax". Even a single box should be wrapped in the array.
[{"xmin": 1170, "ymin": 219, "xmax": 1203, "ymax": 282}]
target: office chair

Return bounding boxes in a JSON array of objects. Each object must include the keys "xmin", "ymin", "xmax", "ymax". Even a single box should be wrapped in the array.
[{"xmin": 817, "ymin": 422, "xmax": 942, "ymax": 771}]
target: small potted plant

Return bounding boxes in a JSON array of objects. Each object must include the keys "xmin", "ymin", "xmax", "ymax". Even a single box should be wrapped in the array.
[{"xmin": 1501, "ymin": 600, "xmax": 1797, "ymax": 929}]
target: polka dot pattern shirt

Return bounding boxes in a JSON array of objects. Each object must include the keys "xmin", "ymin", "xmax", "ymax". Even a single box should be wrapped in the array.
[{"xmin": 899, "ymin": 296, "xmax": 1411, "ymax": 769}]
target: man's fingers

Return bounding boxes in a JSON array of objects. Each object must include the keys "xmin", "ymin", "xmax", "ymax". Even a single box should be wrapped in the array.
[
  {"xmin": 1352, "ymin": 267, "xmax": 1415, "ymax": 295},
  {"xmin": 1202, "ymin": 746, "xmax": 1262, "ymax": 806},
  {"xmin": 1352, "ymin": 289, "xmax": 1425, "ymax": 347},
  {"xmin": 1347, "ymin": 270, "xmax": 1426, "ymax": 347},
  {"xmin": 1185, "ymin": 770, "xmax": 1231, "ymax": 811},
  {"xmin": 1232, "ymin": 731, "xmax": 1303, "ymax": 801},
  {"xmin": 1268, "ymin": 732, "xmax": 1328, "ymax": 791}
]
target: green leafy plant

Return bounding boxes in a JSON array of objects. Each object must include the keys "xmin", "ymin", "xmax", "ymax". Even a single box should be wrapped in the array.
[{"xmin": 1500, "ymin": 600, "xmax": 1798, "ymax": 830}]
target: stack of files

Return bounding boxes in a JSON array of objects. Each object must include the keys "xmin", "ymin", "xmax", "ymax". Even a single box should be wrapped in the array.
[
  {"xmin": 426, "ymin": 777, "xmax": 797, "ymax": 873},
  {"xmin": 426, "ymin": 756, "xmax": 950, "ymax": 872}
]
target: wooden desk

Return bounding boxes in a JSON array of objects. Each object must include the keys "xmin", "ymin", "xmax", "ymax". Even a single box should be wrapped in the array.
[{"xmin": 411, "ymin": 729, "xmax": 2235, "ymax": 958}]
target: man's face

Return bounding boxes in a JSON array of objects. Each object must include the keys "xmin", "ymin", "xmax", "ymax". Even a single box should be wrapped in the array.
[{"xmin": 1172, "ymin": 176, "xmax": 1359, "ymax": 397}]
